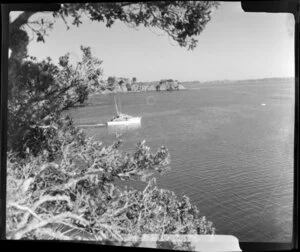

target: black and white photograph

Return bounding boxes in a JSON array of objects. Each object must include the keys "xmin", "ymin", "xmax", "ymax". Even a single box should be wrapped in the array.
[{"xmin": 3, "ymin": 1, "xmax": 296, "ymax": 251}]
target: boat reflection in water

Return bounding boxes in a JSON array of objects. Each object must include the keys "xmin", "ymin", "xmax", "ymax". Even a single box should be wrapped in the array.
[{"xmin": 107, "ymin": 121, "xmax": 141, "ymax": 136}]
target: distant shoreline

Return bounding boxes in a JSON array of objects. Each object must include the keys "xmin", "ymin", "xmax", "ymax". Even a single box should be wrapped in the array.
[
  {"xmin": 93, "ymin": 88, "xmax": 188, "ymax": 95},
  {"xmin": 92, "ymin": 77, "xmax": 294, "ymax": 95},
  {"xmin": 181, "ymin": 77, "xmax": 294, "ymax": 85}
]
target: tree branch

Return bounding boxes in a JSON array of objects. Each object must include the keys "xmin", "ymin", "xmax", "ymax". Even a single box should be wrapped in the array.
[{"xmin": 10, "ymin": 11, "xmax": 36, "ymax": 30}]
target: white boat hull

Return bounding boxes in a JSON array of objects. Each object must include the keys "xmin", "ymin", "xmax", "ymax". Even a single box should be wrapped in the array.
[{"xmin": 107, "ymin": 117, "xmax": 141, "ymax": 126}]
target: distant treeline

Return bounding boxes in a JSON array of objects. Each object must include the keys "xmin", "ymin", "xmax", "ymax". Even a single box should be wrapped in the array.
[{"xmin": 96, "ymin": 77, "xmax": 186, "ymax": 94}]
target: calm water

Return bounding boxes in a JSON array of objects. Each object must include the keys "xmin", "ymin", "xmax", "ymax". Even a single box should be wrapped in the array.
[{"xmin": 69, "ymin": 79, "xmax": 294, "ymax": 243}]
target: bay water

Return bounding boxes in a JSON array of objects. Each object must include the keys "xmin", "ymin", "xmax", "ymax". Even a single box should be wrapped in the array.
[{"xmin": 68, "ymin": 79, "xmax": 294, "ymax": 243}]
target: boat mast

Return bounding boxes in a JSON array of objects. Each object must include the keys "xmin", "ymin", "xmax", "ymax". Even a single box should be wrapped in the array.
[{"xmin": 114, "ymin": 95, "xmax": 120, "ymax": 115}]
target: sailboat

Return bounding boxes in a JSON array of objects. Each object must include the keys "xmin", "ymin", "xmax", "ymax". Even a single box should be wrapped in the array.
[{"xmin": 107, "ymin": 96, "xmax": 141, "ymax": 126}]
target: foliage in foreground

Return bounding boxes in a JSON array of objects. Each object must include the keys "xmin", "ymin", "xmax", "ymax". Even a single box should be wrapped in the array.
[
  {"xmin": 7, "ymin": 134, "xmax": 215, "ymax": 243},
  {"xmin": 7, "ymin": 50, "xmax": 215, "ymax": 247},
  {"xmin": 7, "ymin": 3, "xmax": 219, "ymax": 248},
  {"xmin": 8, "ymin": 46, "xmax": 102, "ymax": 159}
]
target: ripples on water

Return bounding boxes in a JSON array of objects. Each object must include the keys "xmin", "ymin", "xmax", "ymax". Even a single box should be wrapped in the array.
[{"xmin": 69, "ymin": 80, "xmax": 294, "ymax": 243}]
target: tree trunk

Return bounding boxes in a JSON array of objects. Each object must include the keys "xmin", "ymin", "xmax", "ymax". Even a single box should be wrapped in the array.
[{"xmin": 8, "ymin": 12, "xmax": 35, "ymax": 97}]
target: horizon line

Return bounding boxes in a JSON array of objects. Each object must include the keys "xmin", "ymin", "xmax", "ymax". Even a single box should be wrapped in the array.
[{"xmin": 132, "ymin": 76, "xmax": 295, "ymax": 84}]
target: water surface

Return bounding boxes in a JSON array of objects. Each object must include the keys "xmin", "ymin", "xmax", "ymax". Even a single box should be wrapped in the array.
[{"xmin": 69, "ymin": 79, "xmax": 294, "ymax": 242}]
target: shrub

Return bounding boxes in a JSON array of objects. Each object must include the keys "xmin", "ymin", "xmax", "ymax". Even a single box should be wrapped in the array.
[
  {"xmin": 8, "ymin": 47, "xmax": 102, "ymax": 158},
  {"xmin": 6, "ymin": 136, "xmax": 215, "ymax": 242}
]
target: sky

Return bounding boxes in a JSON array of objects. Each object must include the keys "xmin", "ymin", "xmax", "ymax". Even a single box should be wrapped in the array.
[{"xmin": 10, "ymin": 2, "xmax": 295, "ymax": 82}]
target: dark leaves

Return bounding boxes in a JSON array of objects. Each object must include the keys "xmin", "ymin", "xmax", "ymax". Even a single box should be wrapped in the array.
[
  {"xmin": 36, "ymin": 32, "xmax": 45, "ymax": 43},
  {"xmin": 53, "ymin": 2, "xmax": 219, "ymax": 50},
  {"xmin": 8, "ymin": 46, "xmax": 103, "ymax": 158}
]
